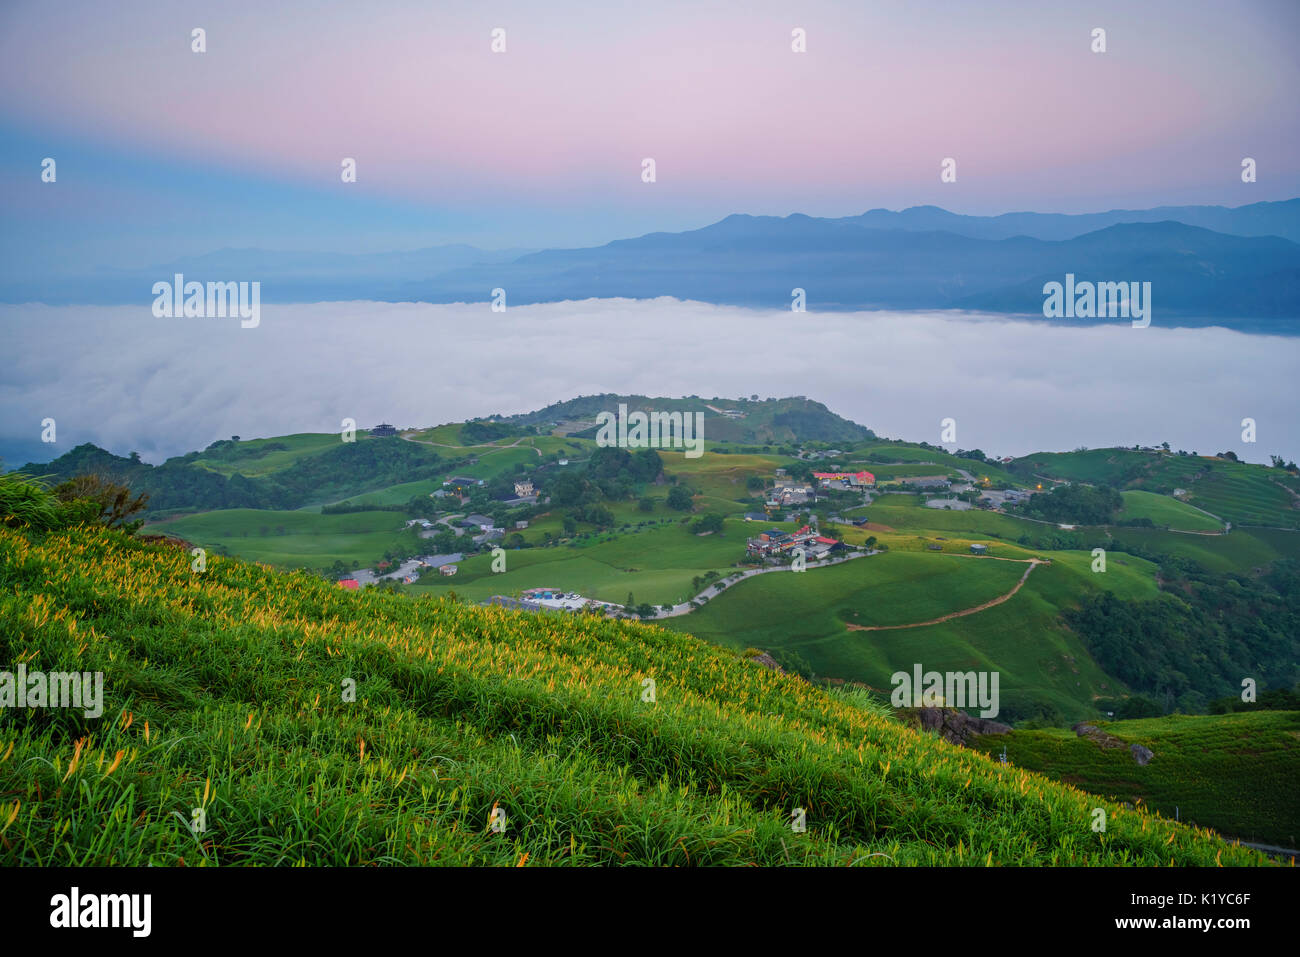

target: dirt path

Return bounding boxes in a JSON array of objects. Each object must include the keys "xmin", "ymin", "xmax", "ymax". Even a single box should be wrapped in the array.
[{"xmin": 845, "ymin": 558, "xmax": 1047, "ymax": 632}]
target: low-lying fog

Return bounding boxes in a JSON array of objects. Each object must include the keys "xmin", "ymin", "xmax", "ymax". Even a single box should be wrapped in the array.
[{"xmin": 4, "ymin": 298, "xmax": 1297, "ymax": 467}]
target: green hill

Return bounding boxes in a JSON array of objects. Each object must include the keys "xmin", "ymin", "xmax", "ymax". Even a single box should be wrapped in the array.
[
  {"xmin": 969, "ymin": 711, "xmax": 1300, "ymax": 848},
  {"xmin": 0, "ymin": 520, "xmax": 1269, "ymax": 866},
  {"xmin": 1011, "ymin": 448, "xmax": 1300, "ymax": 529},
  {"xmin": 1117, "ymin": 490, "xmax": 1224, "ymax": 532},
  {"xmin": 509, "ymin": 394, "xmax": 874, "ymax": 445},
  {"xmin": 664, "ymin": 549, "xmax": 1160, "ymax": 723}
]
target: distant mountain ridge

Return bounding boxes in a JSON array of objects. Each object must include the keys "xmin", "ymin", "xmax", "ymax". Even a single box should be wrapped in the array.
[
  {"xmin": 418, "ymin": 217, "xmax": 1300, "ymax": 324},
  {"xmin": 5, "ymin": 200, "xmax": 1298, "ymax": 326}
]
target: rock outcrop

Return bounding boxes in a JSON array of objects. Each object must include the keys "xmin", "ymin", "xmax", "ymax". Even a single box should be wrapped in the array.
[
  {"xmin": 745, "ymin": 652, "xmax": 785, "ymax": 674},
  {"xmin": 1073, "ymin": 722, "xmax": 1155, "ymax": 765},
  {"xmin": 916, "ymin": 707, "xmax": 1010, "ymax": 747}
]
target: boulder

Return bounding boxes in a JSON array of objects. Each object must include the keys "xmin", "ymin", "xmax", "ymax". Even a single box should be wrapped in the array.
[
  {"xmin": 917, "ymin": 707, "xmax": 1010, "ymax": 747},
  {"xmin": 1131, "ymin": 744, "xmax": 1154, "ymax": 766},
  {"xmin": 747, "ymin": 652, "xmax": 785, "ymax": 674}
]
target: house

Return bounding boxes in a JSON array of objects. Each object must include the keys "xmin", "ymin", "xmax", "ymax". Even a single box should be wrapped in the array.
[
  {"xmin": 557, "ymin": 459, "xmax": 569, "ymax": 466},
  {"xmin": 970, "ymin": 544, "xmax": 988, "ymax": 555},
  {"xmin": 901, "ymin": 476, "xmax": 951, "ymax": 490},
  {"xmin": 513, "ymin": 480, "xmax": 535, "ymax": 497},
  {"xmin": 338, "ymin": 579, "xmax": 360, "ymax": 590},
  {"xmin": 370, "ymin": 423, "xmax": 398, "ymax": 437},
  {"xmin": 515, "ymin": 520, "xmax": 529, "ymax": 529},
  {"xmin": 745, "ymin": 525, "xmax": 818, "ymax": 559},
  {"xmin": 446, "ymin": 476, "xmax": 484, "ymax": 489},
  {"xmin": 462, "ymin": 514, "xmax": 495, "ymax": 529},
  {"xmin": 769, "ymin": 484, "xmax": 815, "ymax": 507},
  {"xmin": 813, "ymin": 470, "xmax": 875, "ymax": 489},
  {"xmin": 440, "ymin": 565, "xmax": 458, "ymax": 576},
  {"xmin": 774, "ymin": 468, "xmax": 788, "ymax": 478}
]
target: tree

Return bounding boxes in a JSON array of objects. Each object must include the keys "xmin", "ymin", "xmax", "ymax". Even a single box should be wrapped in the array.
[
  {"xmin": 666, "ymin": 486, "xmax": 694, "ymax": 511},
  {"xmin": 53, "ymin": 474, "xmax": 150, "ymax": 533},
  {"xmin": 691, "ymin": 512, "xmax": 724, "ymax": 534}
]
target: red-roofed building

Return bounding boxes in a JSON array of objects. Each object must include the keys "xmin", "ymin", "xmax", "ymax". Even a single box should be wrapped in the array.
[
  {"xmin": 338, "ymin": 579, "xmax": 360, "ymax": 590},
  {"xmin": 812, "ymin": 470, "xmax": 875, "ymax": 488}
]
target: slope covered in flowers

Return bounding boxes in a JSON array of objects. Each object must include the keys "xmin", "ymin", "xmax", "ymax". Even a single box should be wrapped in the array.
[{"xmin": 0, "ymin": 525, "xmax": 1269, "ymax": 866}]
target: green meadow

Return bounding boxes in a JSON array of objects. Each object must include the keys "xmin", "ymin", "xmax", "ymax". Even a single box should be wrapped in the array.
[
  {"xmin": 187, "ymin": 432, "xmax": 341, "ymax": 477},
  {"xmin": 1117, "ymin": 490, "xmax": 1224, "ymax": 531},
  {"xmin": 969, "ymin": 711, "xmax": 1300, "ymax": 847},
  {"xmin": 666, "ymin": 548, "xmax": 1159, "ymax": 722},
  {"xmin": 148, "ymin": 508, "xmax": 418, "ymax": 569},
  {"xmin": 410, "ymin": 519, "xmax": 751, "ymax": 606},
  {"xmin": 1019, "ymin": 449, "xmax": 1300, "ymax": 528}
]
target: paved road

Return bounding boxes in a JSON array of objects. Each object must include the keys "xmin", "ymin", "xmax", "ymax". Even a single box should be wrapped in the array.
[{"xmin": 645, "ymin": 550, "xmax": 874, "ymax": 619}]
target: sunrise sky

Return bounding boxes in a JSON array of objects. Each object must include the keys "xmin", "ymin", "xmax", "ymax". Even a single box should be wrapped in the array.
[{"xmin": 2, "ymin": 0, "xmax": 1297, "ymax": 274}]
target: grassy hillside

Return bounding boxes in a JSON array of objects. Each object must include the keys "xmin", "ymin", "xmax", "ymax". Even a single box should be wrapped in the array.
[
  {"xmin": 969, "ymin": 712, "xmax": 1300, "ymax": 847},
  {"xmin": 1117, "ymin": 490, "xmax": 1224, "ymax": 532},
  {"xmin": 0, "ymin": 523, "xmax": 1267, "ymax": 866},
  {"xmin": 666, "ymin": 549, "xmax": 1159, "ymax": 722},
  {"xmin": 149, "ymin": 508, "xmax": 420, "ymax": 569},
  {"xmin": 1013, "ymin": 449, "xmax": 1300, "ymax": 528},
  {"xmin": 410, "ymin": 519, "xmax": 747, "ymax": 606},
  {"xmin": 508, "ymin": 394, "xmax": 874, "ymax": 445}
]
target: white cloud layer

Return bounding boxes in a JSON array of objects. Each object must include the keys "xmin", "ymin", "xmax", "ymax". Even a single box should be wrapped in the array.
[{"xmin": 3, "ymin": 298, "xmax": 1298, "ymax": 466}]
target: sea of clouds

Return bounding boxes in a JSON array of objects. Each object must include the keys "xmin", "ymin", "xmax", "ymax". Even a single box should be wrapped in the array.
[{"xmin": 3, "ymin": 298, "xmax": 1298, "ymax": 467}]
